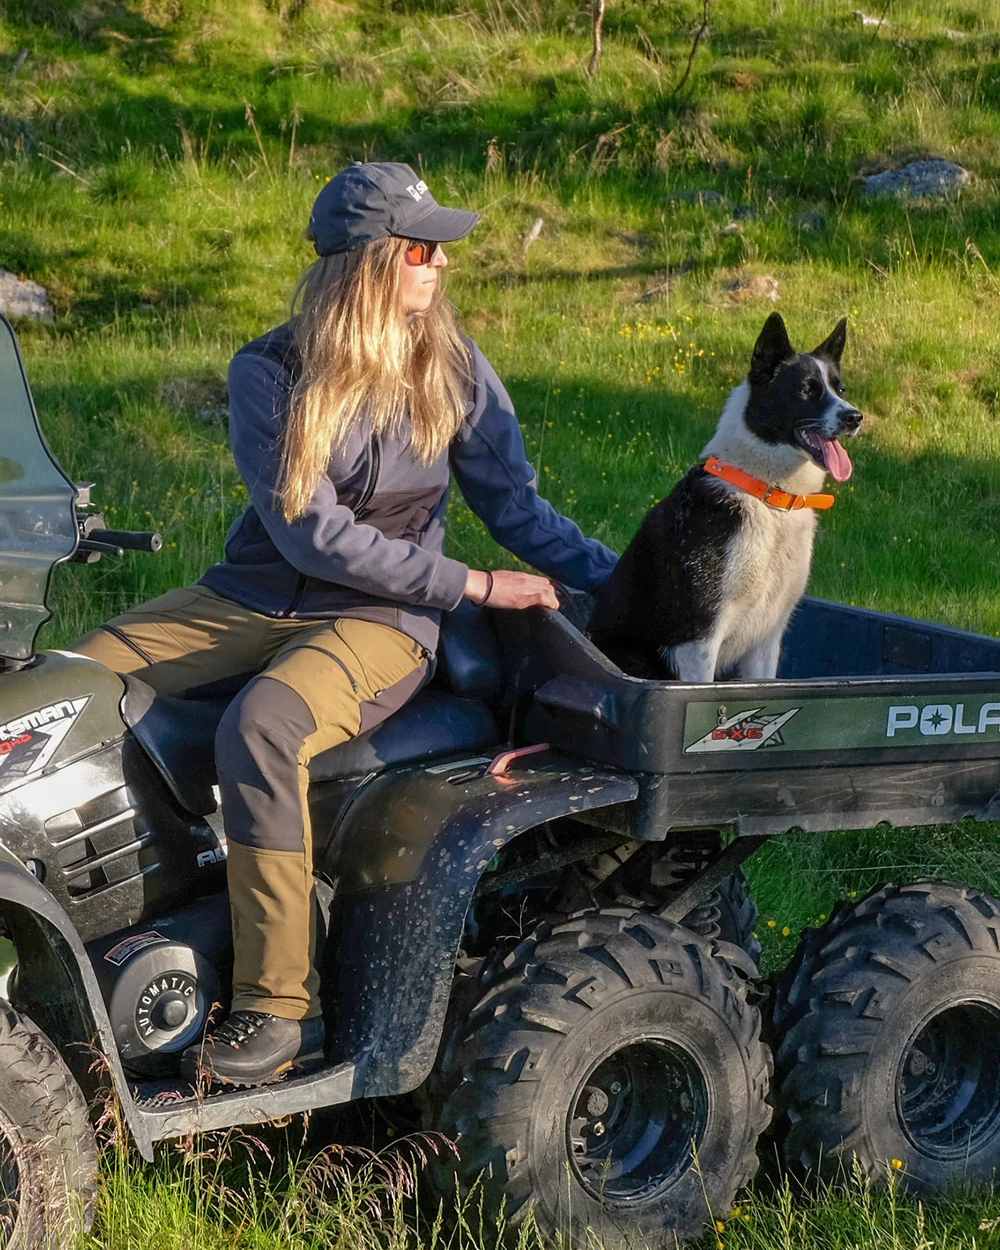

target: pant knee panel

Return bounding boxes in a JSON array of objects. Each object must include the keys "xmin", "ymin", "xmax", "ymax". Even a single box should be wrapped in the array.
[{"xmin": 216, "ymin": 676, "xmax": 318, "ymax": 853}]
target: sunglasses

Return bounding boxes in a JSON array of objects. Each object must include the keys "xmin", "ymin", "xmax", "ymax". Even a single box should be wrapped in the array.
[{"xmin": 403, "ymin": 239, "xmax": 440, "ymax": 266}]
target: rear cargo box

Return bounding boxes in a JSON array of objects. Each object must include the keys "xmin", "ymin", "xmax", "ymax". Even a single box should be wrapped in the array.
[{"xmin": 502, "ymin": 598, "xmax": 1000, "ymax": 840}]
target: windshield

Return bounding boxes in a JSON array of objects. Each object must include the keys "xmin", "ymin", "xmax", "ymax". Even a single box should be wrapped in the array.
[{"xmin": 0, "ymin": 315, "xmax": 78, "ymax": 664}]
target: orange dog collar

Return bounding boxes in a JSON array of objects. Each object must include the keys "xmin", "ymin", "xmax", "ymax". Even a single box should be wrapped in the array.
[{"xmin": 702, "ymin": 455, "xmax": 836, "ymax": 511}]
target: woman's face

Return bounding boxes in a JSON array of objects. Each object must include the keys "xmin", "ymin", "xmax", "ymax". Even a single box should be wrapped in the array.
[{"xmin": 399, "ymin": 241, "xmax": 448, "ymax": 315}]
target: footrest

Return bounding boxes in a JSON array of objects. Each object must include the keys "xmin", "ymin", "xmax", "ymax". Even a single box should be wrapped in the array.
[{"xmin": 131, "ymin": 1058, "xmax": 358, "ymax": 1141}]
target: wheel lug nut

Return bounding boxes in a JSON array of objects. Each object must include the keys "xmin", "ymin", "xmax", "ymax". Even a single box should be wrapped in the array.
[
  {"xmin": 593, "ymin": 1121, "xmax": 605, "ymax": 1136},
  {"xmin": 610, "ymin": 1081, "xmax": 622, "ymax": 1094}
]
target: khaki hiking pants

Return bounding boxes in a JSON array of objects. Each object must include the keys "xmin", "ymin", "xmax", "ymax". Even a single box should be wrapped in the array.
[{"xmin": 73, "ymin": 584, "xmax": 429, "ymax": 1021}]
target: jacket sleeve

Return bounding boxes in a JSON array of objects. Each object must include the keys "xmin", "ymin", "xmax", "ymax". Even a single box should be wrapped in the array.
[
  {"xmin": 449, "ymin": 342, "xmax": 619, "ymax": 590},
  {"xmin": 227, "ymin": 352, "xmax": 469, "ymax": 611}
]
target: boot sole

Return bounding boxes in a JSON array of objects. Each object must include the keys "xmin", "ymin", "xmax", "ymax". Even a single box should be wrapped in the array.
[{"xmin": 189, "ymin": 1046, "xmax": 326, "ymax": 1091}]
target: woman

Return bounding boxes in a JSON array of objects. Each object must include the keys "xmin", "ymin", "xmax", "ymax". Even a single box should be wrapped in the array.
[{"xmin": 74, "ymin": 161, "xmax": 618, "ymax": 1088}]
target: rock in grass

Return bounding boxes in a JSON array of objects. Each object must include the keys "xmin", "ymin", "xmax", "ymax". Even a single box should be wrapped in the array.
[
  {"xmin": 0, "ymin": 271, "xmax": 54, "ymax": 322},
  {"xmin": 863, "ymin": 159, "xmax": 971, "ymax": 200},
  {"xmin": 853, "ymin": 9, "xmax": 890, "ymax": 27},
  {"xmin": 723, "ymin": 273, "xmax": 780, "ymax": 304},
  {"xmin": 159, "ymin": 374, "xmax": 229, "ymax": 426},
  {"xmin": 795, "ymin": 210, "xmax": 827, "ymax": 232},
  {"xmin": 667, "ymin": 189, "xmax": 725, "ymax": 208}
]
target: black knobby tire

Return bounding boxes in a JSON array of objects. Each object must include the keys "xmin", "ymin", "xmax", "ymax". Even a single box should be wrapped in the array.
[
  {"xmin": 429, "ymin": 909, "xmax": 771, "ymax": 1246},
  {"xmin": 0, "ymin": 1003, "xmax": 98, "ymax": 1248},
  {"xmin": 683, "ymin": 871, "xmax": 761, "ymax": 963},
  {"xmin": 772, "ymin": 880, "xmax": 1000, "ymax": 1189}
]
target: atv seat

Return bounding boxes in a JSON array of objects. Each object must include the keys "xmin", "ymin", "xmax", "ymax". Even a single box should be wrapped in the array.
[{"xmin": 122, "ymin": 602, "xmax": 503, "ymax": 816}]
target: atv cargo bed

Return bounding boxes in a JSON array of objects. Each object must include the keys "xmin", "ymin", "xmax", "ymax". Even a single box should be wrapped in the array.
[{"xmin": 506, "ymin": 597, "xmax": 1000, "ymax": 839}]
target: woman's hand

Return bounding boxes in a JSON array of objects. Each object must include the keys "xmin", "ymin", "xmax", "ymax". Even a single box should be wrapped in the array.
[{"xmin": 464, "ymin": 569, "xmax": 559, "ymax": 611}]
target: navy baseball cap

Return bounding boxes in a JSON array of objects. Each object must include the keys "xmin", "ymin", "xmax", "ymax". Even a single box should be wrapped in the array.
[{"xmin": 308, "ymin": 161, "xmax": 480, "ymax": 257}]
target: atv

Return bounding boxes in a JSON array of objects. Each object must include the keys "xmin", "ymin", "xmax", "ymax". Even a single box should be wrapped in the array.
[{"xmin": 1, "ymin": 310, "xmax": 1000, "ymax": 1248}]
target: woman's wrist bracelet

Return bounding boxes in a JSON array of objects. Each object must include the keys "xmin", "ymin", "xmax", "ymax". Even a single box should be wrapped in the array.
[{"xmin": 473, "ymin": 571, "xmax": 494, "ymax": 606}]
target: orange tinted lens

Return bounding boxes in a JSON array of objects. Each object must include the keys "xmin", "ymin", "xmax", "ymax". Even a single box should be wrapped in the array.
[{"xmin": 404, "ymin": 240, "xmax": 436, "ymax": 265}]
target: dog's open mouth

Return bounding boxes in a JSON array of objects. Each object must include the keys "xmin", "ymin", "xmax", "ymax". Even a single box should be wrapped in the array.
[{"xmin": 797, "ymin": 429, "xmax": 853, "ymax": 482}]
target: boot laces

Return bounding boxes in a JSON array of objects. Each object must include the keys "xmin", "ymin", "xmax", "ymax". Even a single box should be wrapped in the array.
[{"xmin": 212, "ymin": 1010, "xmax": 274, "ymax": 1050}]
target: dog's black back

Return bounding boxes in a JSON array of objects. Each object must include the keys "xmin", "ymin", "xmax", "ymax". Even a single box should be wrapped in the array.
[{"xmin": 589, "ymin": 466, "xmax": 742, "ymax": 678}]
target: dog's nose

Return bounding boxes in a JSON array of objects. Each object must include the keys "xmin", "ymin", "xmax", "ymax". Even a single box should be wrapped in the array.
[{"xmin": 839, "ymin": 407, "xmax": 863, "ymax": 432}]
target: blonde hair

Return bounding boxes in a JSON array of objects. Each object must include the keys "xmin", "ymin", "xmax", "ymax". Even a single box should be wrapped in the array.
[{"xmin": 278, "ymin": 236, "xmax": 471, "ymax": 522}]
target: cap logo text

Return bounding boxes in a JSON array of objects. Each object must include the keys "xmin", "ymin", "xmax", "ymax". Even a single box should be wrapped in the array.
[{"xmin": 405, "ymin": 180, "xmax": 428, "ymax": 202}]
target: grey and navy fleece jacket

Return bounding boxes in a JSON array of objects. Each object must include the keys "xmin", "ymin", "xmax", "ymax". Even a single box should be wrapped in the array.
[{"xmin": 200, "ymin": 320, "xmax": 618, "ymax": 654}]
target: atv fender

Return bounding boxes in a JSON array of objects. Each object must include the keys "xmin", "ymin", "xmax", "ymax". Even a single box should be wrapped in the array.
[
  {"xmin": 317, "ymin": 750, "xmax": 637, "ymax": 1099},
  {"xmin": 0, "ymin": 847, "xmax": 152, "ymax": 1153}
]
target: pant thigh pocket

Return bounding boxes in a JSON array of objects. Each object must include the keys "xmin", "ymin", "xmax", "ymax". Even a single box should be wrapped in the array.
[
  {"xmin": 330, "ymin": 619, "xmax": 424, "ymax": 697},
  {"xmin": 120, "ymin": 586, "xmax": 232, "ymax": 654}
]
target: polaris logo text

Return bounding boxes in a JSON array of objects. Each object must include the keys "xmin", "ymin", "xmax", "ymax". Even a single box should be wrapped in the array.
[{"xmin": 886, "ymin": 703, "xmax": 1000, "ymax": 738}]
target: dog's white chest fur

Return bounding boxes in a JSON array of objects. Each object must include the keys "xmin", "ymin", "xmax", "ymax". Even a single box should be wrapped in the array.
[
  {"xmin": 714, "ymin": 496, "xmax": 815, "ymax": 672},
  {"xmin": 668, "ymin": 381, "xmax": 826, "ymax": 683}
]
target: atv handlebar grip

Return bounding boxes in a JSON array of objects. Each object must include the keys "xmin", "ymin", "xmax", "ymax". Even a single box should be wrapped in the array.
[{"xmin": 87, "ymin": 528, "xmax": 163, "ymax": 553}]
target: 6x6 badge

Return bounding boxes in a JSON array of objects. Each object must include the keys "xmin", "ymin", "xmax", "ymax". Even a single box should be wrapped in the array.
[
  {"xmin": 0, "ymin": 696, "xmax": 91, "ymax": 780},
  {"xmin": 685, "ymin": 704, "xmax": 800, "ymax": 754}
]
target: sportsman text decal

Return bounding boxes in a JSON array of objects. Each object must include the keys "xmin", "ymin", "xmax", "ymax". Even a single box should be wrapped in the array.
[{"xmin": 0, "ymin": 696, "xmax": 91, "ymax": 780}]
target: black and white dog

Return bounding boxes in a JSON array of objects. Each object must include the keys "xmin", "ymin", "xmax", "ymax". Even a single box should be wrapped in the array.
[{"xmin": 589, "ymin": 312, "xmax": 863, "ymax": 682}]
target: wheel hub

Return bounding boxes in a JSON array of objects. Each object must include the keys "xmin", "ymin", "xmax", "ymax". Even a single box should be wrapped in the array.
[
  {"xmin": 897, "ymin": 1000, "xmax": 1000, "ymax": 1161},
  {"xmin": 567, "ymin": 1039, "xmax": 709, "ymax": 1203}
]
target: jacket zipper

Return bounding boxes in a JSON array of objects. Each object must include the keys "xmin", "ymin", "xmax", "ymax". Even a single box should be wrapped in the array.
[
  {"xmin": 354, "ymin": 433, "xmax": 381, "ymax": 519},
  {"xmin": 285, "ymin": 433, "xmax": 381, "ymax": 618},
  {"xmin": 285, "ymin": 572, "xmax": 308, "ymax": 618}
]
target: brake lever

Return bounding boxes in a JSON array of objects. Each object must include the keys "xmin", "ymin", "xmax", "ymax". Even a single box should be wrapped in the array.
[{"xmin": 77, "ymin": 538, "xmax": 124, "ymax": 557}]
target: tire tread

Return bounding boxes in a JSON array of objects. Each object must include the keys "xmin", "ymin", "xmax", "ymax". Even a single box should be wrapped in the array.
[{"xmin": 432, "ymin": 909, "xmax": 771, "ymax": 1243}]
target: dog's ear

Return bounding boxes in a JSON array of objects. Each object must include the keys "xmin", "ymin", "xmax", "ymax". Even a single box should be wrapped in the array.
[
  {"xmin": 811, "ymin": 317, "xmax": 847, "ymax": 365},
  {"xmin": 749, "ymin": 313, "xmax": 795, "ymax": 385}
]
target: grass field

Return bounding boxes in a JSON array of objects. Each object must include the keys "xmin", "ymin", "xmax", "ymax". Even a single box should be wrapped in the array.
[{"xmin": 2, "ymin": 0, "xmax": 1000, "ymax": 1244}]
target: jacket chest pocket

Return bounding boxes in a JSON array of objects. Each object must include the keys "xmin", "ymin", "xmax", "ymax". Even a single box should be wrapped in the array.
[
  {"xmin": 327, "ymin": 435, "xmax": 374, "ymax": 512},
  {"xmin": 400, "ymin": 505, "xmax": 432, "ymax": 542}
]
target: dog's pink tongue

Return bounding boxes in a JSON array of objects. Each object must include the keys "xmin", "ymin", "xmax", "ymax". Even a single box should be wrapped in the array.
[{"xmin": 821, "ymin": 437, "xmax": 853, "ymax": 482}]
